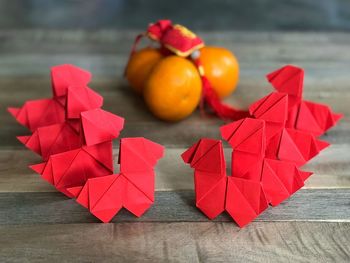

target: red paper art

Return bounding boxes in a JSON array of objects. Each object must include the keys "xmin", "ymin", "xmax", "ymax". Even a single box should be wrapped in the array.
[
  {"xmin": 9, "ymin": 64, "xmax": 164, "ymax": 223},
  {"xmin": 267, "ymin": 65, "xmax": 343, "ymax": 136},
  {"xmin": 67, "ymin": 137, "xmax": 164, "ymax": 223},
  {"xmin": 8, "ymin": 64, "xmax": 101, "ymax": 132},
  {"xmin": 182, "ymin": 65, "xmax": 342, "ymax": 227}
]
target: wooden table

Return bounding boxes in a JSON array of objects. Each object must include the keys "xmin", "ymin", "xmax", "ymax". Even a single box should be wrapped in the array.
[{"xmin": 0, "ymin": 30, "xmax": 349, "ymax": 262}]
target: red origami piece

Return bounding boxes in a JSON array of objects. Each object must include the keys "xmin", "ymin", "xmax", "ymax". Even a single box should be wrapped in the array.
[
  {"xmin": 248, "ymin": 92, "xmax": 329, "ymax": 166},
  {"xmin": 67, "ymin": 137, "xmax": 164, "ymax": 223},
  {"xmin": 220, "ymin": 118, "xmax": 311, "ymax": 204},
  {"xmin": 17, "ymin": 122, "xmax": 81, "ymax": 161},
  {"xmin": 267, "ymin": 65, "xmax": 342, "ymax": 136},
  {"xmin": 183, "ymin": 118, "xmax": 312, "ymax": 227},
  {"xmin": 222, "ymin": 118, "xmax": 310, "ymax": 226},
  {"xmin": 221, "ymin": 118, "xmax": 266, "ymax": 181},
  {"xmin": 66, "ymin": 85, "xmax": 103, "ymax": 120},
  {"xmin": 8, "ymin": 64, "xmax": 102, "ymax": 132},
  {"xmin": 80, "ymin": 108, "xmax": 124, "ymax": 146},
  {"xmin": 10, "ymin": 64, "xmax": 165, "ymax": 224},
  {"xmin": 51, "ymin": 64, "xmax": 92, "ymax": 99},
  {"xmin": 182, "ymin": 64, "xmax": 342, "ymax": 227},
  {"xmin": 225, "ymin": 176, "xmax": 268, "ymax": 227},
  {"xmin": 16, "ymin": 108, "xmax": 123, "ymax": 161},
  {"xmin": 28, "ymin": 108, "xmax": 125, "ymax": 196},
  {"xmin": 8, "ymin": 98, "xmax": 65, "ymax": 132},
  {"xmin": 181, "ymin": 139, "xmax": 227, "ymax": 219},
  {"xmin": 30, "ymin": 141, "xmax": 114, "ymax": 197}
]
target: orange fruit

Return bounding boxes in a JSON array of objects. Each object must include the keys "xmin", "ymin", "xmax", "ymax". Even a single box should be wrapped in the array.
[
  {"xmin": 199, "ymin": 46, "xmax": 239, "ymax": 98},
  {"xmin": 125, "ymin": 47, "xmax": 163, "ymax": 94},
  {"xmin": 143, "ymin": 56, "xmax": 202, "ymax": 122}
]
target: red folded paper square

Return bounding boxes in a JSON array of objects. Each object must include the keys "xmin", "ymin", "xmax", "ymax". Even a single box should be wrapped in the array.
[
  {"xmin": 183, "ymin": 117, "xmax": 314, "ymax": 227},
  {"xmin": 249, "ymin": 91, "xmax": 330, "ymax": 166},
  {"xmin": 226, "ymin": 177, "xmax": 268, "ymax": 228},
  {"xmin": 10, "ymin": 64, "xmax": 165, "ymax": 224},
  {"xmin": 16, "ymin": 108, "xmax": 124, "ymax": 161},
  {"xmin": 67, "ymin": 138, "xmax": 165, "ymax": 222},
  {"xmin": 182, "ymin": 139, "xmax": 226, "ymax": 219},
  {"xmin": 8, "ymin": 64, "xmax": 102, "ymax": 132},
  {"xmin": 267, "ymin": 65, "xmax": 342, "ymax": 135},
  {"xmin": 8, "ymin": 98, "xmax": 65, "ymax": 132},
  {"xmin": 51, "ymin": 64, "xmax": 91, "ymax": 98},
  {"xmin": 30, "ymin": 141, "xmax": 114, "ymax": 197}
]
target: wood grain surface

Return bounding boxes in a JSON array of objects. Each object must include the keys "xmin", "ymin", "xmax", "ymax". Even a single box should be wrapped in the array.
[
  {"xmin": 0, "ymin": 222, "xmax": 349, "ymax": 263},
  {"xmin": 0, "ymin": 30, "xmax": 349, "ymax": 262},
  {"xmin": 0, "ymin": 190, "xmax": 349, "ymax": 224}
]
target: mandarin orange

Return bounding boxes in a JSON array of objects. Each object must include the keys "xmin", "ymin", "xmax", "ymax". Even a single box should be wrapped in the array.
[
  {"xmin": 125, "ymin": 47, "xmax": 163, "ymax": 94},
  {"xmin": 199, "ymin": 46, "xmax": 239, "ymax": 98},
  {"xmin": 143, "ymin": 56, "xmax": 202, "ymax": 122}
]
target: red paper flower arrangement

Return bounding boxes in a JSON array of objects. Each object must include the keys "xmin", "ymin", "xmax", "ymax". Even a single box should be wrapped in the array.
[
  {"xmin": 182, "ymin": 65, "xmax": 342, "ymax": 227},
  {"xmin": 8, "ymin": 64, "xmax": 164, "ymax": 223}
]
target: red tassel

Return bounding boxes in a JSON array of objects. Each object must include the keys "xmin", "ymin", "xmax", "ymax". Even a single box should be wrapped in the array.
[
  {"xmin": 201, "ymin": 76, "xmax": 250, "ymax": 120},
  {"xmin": 192, "ymin": 55, "xmax": 249, "ymax": 121}
]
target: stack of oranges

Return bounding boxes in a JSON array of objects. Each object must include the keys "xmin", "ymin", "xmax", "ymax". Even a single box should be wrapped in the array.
[{"xmin": 125, "ymin": 46, "xmax": 239, "ymax": 122}]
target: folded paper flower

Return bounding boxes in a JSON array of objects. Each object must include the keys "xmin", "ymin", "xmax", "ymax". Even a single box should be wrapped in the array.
[
  {"xmin": 182, "ymin": 65, "xmax": 341, "ymax": 227},
  {"xmin": 9, "ymin": 64, "xmax": 165, "ymax": 223},
  {"xmin": 67, "ymin": 137, "xmax": 164, "ymax": 223}
]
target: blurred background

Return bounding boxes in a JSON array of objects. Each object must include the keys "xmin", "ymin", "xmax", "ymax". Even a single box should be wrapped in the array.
[
  {"xmin": 1, "ymin": 0, "xmax": 349, "ymax": 146},
  {"xmin": 1, "ymin": 0, "xmax": 350, "ymax": 30}
]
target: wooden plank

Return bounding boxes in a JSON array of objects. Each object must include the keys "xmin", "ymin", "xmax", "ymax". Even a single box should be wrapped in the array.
[
  {"xmin": 0, "ymin": 144, "xmax": 349, "ymax": 193},
  {"xmin": 0, "ymin": 222, "xmax": 349, "ymax": 262},
  {"xmin": 1, "ymin": 31, "xmax": 350, "ymax": 57},
  {"xmin": 0, "ymin": 190, "xmax": 349, "ymax": 224},
  {"xmin": 2, "ymin": 31, "xmax": 350, "ymax": 77},
  {"xmin": 1, "ymin": 74, "xmax": 347, "ymax": 148}
]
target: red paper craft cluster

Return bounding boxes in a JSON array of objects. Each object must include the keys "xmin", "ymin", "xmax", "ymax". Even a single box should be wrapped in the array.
[
  {"xmin": 182, "ymin": 65, "xmax": 342, "ymax": 227},
  {"xmin": 8, "ymin": 64, "xmax": 164, "ymax": 223}
]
